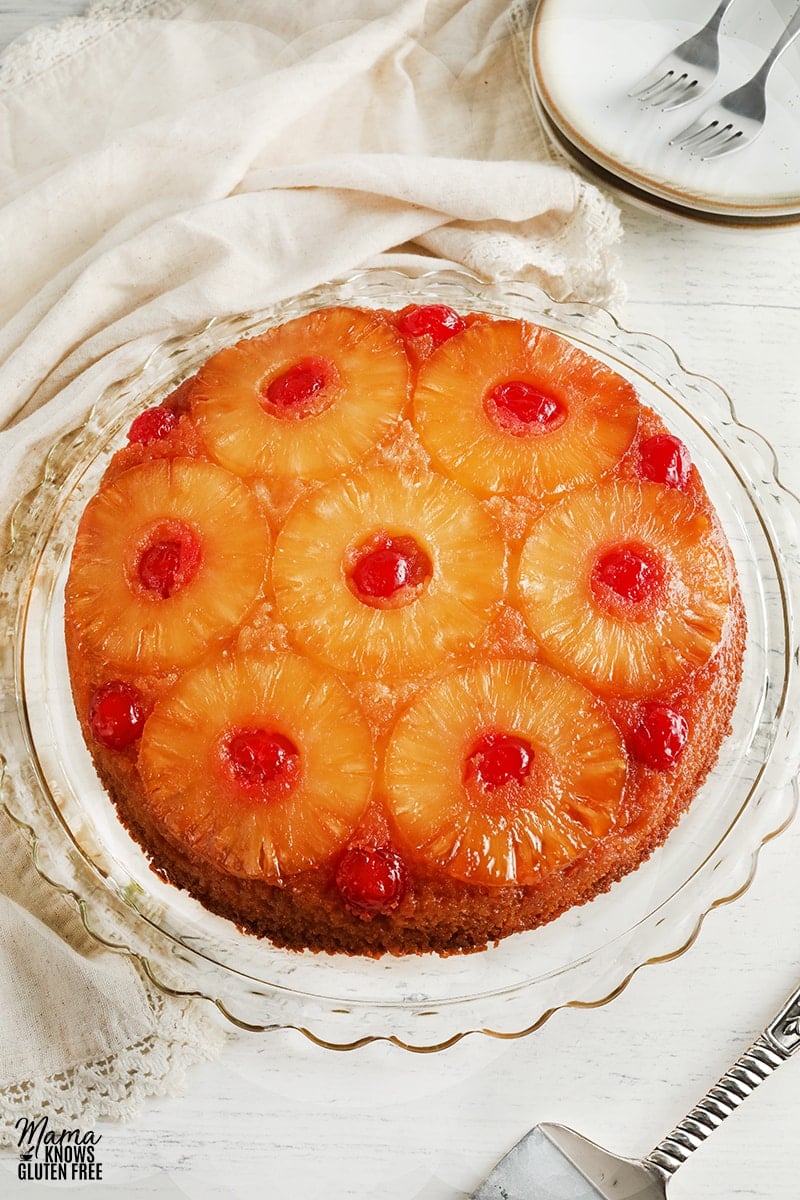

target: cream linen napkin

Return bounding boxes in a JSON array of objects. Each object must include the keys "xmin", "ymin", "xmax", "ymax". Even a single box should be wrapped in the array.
[{"xmin": 0, "ymin": 0, "xmax": 623, "ymax": 1137}]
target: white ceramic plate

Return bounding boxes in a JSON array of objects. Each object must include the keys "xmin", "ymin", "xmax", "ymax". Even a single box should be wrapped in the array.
[{"xmin": 530, "ymin": 0, "xmax": 800, "ymax": 223}]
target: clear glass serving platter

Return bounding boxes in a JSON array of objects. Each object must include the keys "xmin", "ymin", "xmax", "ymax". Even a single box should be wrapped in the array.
[{"xmin": 3, "ymin": 267, "xmax": 800, "ymax": 1050}]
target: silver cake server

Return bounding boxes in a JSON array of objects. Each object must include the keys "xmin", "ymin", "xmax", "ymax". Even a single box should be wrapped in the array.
[{"xmin": 472, "ymin": 978, "xmax": 800, "ymax": 1198}]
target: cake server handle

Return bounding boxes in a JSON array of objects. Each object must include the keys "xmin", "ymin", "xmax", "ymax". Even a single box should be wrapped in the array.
[
  {"xmin": 645, "ymin": 979, "xmax": 800, "ymax": 1179},
  {"xmin": 473, "ymin": 981, "xmax": 800, "ymax": 1197}
]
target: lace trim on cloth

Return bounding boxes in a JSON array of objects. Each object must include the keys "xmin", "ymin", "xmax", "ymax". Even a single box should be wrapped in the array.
[
  {"xmin": 476, "ymin": 1, "xmax": 624, "ymax": 309},
  {"xmin": 0, "ymin": 782, "xmax": 231, "ymax": 1147},
  {"xmin": 0, "ymin": 988, "xmax": 227, "ymax": 1141},
  {"xmin": 0, "ymin": 0, "xmax": 184, "ymax": 91},
  {"xmin": 1, "ymin": 10, "xmax": 233, "ymax": 1143}
]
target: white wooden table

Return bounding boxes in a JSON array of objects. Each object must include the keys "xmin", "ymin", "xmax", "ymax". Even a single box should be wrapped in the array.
[{"xmin": 3, "ymin": 5, "xmax": 800, "ymax": 1198}]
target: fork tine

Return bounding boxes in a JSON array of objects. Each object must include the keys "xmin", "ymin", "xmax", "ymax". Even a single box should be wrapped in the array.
[
  {"xmin": 685, "ymin": 126, "xmax": 732, "ymax": 155},
  {"xmin": 642, "ymin": 77, "xmax": 688, "ymax": 106},
  {"xmin": 628, "ymin": 68, "xmax": 673, "ymax": 100},
  {"xmin": 669, "ymin": 116, "xmax": 709, "ymax": 147},
  {"xmin": 636, "ymin": 73, "xmax": 693, "ymax": 107},
  {"xmin": 672, "ymin": 117, "xmax": 721, "ymax": 149},
  {"xmin": 684, "ymin": 126, "xmax": 728, "ymax": 152},
  {"xmin": 702, "ymin": 129, "xmax": 746, "ymax": 158},
  {"xmin": 661, "ymin": 78, "xmax": 701, "ymax": 111}
]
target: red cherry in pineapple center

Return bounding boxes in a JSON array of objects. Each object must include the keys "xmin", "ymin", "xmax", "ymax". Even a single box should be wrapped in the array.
[
  {"xmin": 138, "ymin": 541, "xmax": 182, "ymax": 596},
  {"xmin": 336, "ymin": 847, "xmax": 407, "ymax": 916},
  {"xmin": 89, "ymin": 681, "xmax": 145, "ymax": 750},
  {"xmin": 466, "ymin": 732, "xmax": 534, "ymax": 789},
  {"xmin": 261, "ymin": 356, "xmax": 337, "ymax": 419},
  {"xmin": 136, "ymin": 523, "xmax": 202, "ymax": 599},
  {"xmin": 592, "ymin": 543, "xmax": 663, "ymax": 606},
  {"xmin": 485, "ymin": 380, "xmax": 566, "ymax": 436},
  {"xmin": 223, "ymin": 728, "xmax": 300, "ymax": 798},
  {"xmin": 348, "ymin": 532, "xmax": 432, "ymax": 608}
]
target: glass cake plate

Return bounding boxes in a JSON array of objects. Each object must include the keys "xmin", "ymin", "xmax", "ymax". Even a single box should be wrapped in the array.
[{"xmin": 2, "ymin": 267, "xmax": 800, "ymax": 1051}]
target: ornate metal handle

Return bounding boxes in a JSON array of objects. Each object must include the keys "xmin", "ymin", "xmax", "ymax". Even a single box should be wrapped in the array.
[{"xmin": 645, "ymin": 985, "xmax": 800, "ymax": 1178}]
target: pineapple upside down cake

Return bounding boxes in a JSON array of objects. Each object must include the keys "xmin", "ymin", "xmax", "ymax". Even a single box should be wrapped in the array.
[{"xmin": 65, "ymin": 302, "xmax": 745, "ymax": 956}]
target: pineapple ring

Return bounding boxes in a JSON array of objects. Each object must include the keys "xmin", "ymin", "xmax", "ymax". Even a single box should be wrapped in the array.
[
  {"xmin": 518, "ymin": 481, "xmax": 732, "ymax": 696},
  {"xmin": 384, "ymin": 659, "xmax": 627, "ymax": 887},
  {"xmin": 139, "ymin": 650, "xmax": 375, "ymax": 881},
  {"xmin": 272, "ymin": 465, "xmax": 507, "ymax": 677},
  {"xmin": 66, "ymin": 458, "xmax": 269, "ymax": 672},
  {"xmin": 191, "ymin": 307, "xmax": 410, "ymax": 480},
  {"xmin": 413, "ymin": 320, "xmax": 639, "ymax": 497}
]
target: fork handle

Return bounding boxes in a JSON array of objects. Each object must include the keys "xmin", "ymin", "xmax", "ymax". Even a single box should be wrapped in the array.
[
  {"xmin": 706, "ymin": 0, "xmax": 738, "ymax": 31},
  {"xmin": 756, "ymin": 4, "xmax": 800, "ymax": 80},
  {"xmin": 644, "ymin": 983, "xmax": 800, "ymax": 1177}
]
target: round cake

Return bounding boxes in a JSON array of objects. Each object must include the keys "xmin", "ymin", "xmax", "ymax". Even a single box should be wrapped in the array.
[{"xmin": 64, "ymin": 301, "xmax": 745, "ymax": 956}]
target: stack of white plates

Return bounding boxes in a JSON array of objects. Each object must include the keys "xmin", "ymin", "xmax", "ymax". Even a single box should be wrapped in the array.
[{"xmin": 528, "ymin": 0, "xmax": 800, "ymax": 225}]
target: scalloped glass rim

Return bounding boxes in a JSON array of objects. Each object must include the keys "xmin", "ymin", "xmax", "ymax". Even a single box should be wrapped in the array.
[{"xmin": 3, "ymin": 267, "xmax": 800, "ymax": 1051}]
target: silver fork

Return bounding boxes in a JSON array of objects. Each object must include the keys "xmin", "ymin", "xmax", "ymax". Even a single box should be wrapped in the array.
[
  {"xmin": 629, "ymin": 0, "xmax": 738, "ymax": 111},
  {"xmin": 675, "ymin": 4, "xmax": 800, "ymax": 159}
]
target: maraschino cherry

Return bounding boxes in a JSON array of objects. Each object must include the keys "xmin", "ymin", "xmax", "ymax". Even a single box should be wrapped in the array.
[
  {"xmin": 638, "ymin": 434, "xmax": 691, "ymax": 490},
  {"xmin": 89, "ymin": 681, "xmax": 146, "ymax": 750},
  {"xmin": 485, "ymin": 380, "xmax": 566, "ymax": 436},
  {"xmin": 349, "ymin": 534, "xmax": 432, "ymax": 607},
  {"xmin": 465, "ymin": 732, "xmax": 533, "ymax": 789},
  {"xmin": 629, "ymin": 703, "xmax": 689, "ymax": 770},
  {"xmin": 127, "ymin": 405, "xmax": 178, "ymax": 445},
  {"xmin": 224, "ymin": 728, "xmax": 300, "ymax": 798},
  {"xmin": 397, "ymin": 304, "xmax": 466, "ymax": 346},
  {"xmin": 336, "ymin": 847, "xmax": 407, "ymax": 916},
  {"xmin": 593, "ymin": 544, "xmax": 663, "ymax": 606},
  {"xmin": 136, "ymin": 525, "xmax": 202, "ymax": 599},
  {"xmin": 262, "ymin": 357, "xmax": 336, "ymax": 418}
]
